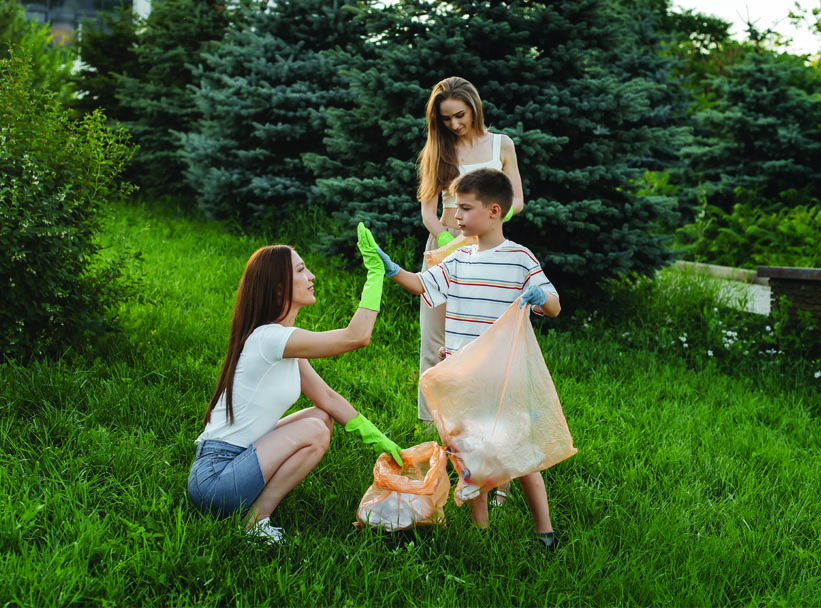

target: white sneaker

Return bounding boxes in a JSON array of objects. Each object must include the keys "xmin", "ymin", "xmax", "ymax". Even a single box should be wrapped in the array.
[{"xmin": 246, "ymin": 517, "xmax": 284, "ymax": 544}]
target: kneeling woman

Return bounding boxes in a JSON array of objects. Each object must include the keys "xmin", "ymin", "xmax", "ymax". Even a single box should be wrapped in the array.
[{"xmin": 188, "ymin": 226, "xmax": 402, "ymax": 541}]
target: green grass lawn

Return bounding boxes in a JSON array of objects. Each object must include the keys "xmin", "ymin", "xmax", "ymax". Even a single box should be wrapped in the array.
[{"xmin": 1, "ymin": 202, "xmax": 819, "ymax": 606}]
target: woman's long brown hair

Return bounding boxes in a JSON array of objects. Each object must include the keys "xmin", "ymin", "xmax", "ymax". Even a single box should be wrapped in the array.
[
  {"xmin": 202, "ymin": 245, "xmax": 294, "ymax": 426},
  {"xmin": 417, "ymin": 76, "xmax": 486, "ymax": 203}
]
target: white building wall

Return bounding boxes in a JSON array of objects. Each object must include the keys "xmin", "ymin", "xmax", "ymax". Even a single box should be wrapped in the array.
[{"xmin": 134, "ymin": 0, "xmax": 152, "ymax": 19}]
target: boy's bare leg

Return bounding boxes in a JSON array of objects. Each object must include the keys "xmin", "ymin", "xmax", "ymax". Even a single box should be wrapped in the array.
[
  {"xmin": 519, "ymin": 472, "xmax": 552, "ymax": 534},
  {"xmin": 492, "ymin": 480, "xmax": 511, "ymax": 506},
  {"xmin": 469, "ymin": 488, "xmax": 490, "ymax": 528}
]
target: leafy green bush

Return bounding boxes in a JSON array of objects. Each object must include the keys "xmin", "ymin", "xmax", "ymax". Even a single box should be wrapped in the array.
[
  {"xmin": 675, "ymin": 188, "xmax": 821, "ymax": 269},
  {"xmin": 0, "ymin": 53, "xmax": 137, "ymax": 360},
  {"xmin": 0, "ymin": 0, "xmax": 75, "ymax": 105},
  {"xmin": 580, "ymin": 268, "xmax": 820, "ymax": 376}
]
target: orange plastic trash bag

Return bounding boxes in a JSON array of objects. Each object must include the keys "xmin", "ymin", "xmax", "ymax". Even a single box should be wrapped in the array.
[
  {"xmin": 419, "ymin": 299, "xmax": 577, "ymax": 506},
  {"xmin": 355, "ymin": 441, "xmax": 450, "ymax": 531},
  {"xmin": 423, "ymin": 234, "xmax": 478, "ymax": 267}
]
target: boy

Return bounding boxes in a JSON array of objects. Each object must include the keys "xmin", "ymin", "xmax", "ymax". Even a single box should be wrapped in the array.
[{"xmin": 365, "ymin": 168, "xmax": 561, "ymax": 550}]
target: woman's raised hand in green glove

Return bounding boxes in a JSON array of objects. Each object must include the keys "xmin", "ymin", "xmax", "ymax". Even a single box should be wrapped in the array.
[
  {"xmin": 356, "ymin": 222, "xmax": 384, "ymax": 311},
  {"xmin": 358, "ymin": 223, "xmax": 399, "ymax": 277}
]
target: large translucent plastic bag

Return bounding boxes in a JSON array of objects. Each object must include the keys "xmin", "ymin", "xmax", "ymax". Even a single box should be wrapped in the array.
[
  {"xmin": 420, "ymin": 299, "xmax": 577, "ymax": 506},
  {"xmin": 355, "ymin": 441, "xmax": 450, "ymax": 531}
]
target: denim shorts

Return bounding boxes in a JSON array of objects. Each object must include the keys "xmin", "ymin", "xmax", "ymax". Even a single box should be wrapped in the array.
[{"xmin": 187, "ymin": 440, "xmax": 265, "ymax": 519}]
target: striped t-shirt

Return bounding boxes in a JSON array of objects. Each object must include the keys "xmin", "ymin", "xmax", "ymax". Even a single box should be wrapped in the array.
[{"xmin": 418, "ymin": 239, "xmax": 558, "ymax": 355}]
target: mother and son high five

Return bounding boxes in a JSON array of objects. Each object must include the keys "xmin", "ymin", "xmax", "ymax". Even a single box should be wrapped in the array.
[{"xmin": 187, "ymin": 76, "xmax": 563, "ymax": 551}]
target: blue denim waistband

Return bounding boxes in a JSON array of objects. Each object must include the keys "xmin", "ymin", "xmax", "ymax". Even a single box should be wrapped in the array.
[{"xmin": 195, "ymin": 439, "xmax": 245, "ymax": 459}]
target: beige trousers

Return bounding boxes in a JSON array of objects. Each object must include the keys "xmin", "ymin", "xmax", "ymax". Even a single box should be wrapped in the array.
[{"xmin": 417, "ymin": 228, "xmax": 459, "ymax": 421}]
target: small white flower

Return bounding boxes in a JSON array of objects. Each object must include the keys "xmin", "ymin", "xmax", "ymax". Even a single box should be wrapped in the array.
[
  {"xmin": 815, "ymin": 371, "xmax": 821, "ymax": 379},
  {"xmin": 707, "ymin": 350, "xmax": 713, "ymax": 357}
]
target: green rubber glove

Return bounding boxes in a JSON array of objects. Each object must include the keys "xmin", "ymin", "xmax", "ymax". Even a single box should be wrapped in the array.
[
  {"xmin": 503, "ymin": 207, "xmax": 515, "ymax": 222},
  {"xmin": 357, "ymin": 223, "xmax": 384, "ymax": 312},
  {"xmin": 344, "ymin": 413, "xmax": 403, "ymax": 466},
  {"xmin": 436, "ymin": 230, "xmax": 455, "ymax": 248}
]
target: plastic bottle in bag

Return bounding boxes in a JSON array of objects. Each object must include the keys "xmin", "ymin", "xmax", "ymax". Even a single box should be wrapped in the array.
[{"xmin": 423, "ymin": 234, "xmax": 478, "ymax": 267}]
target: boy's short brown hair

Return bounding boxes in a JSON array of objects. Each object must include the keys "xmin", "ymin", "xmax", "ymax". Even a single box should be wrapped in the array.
[{"xmin": 450, "ymin": 168, "xmax": 513, "ymax": 218}]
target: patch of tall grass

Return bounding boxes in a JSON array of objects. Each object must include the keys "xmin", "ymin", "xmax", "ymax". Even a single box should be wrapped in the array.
[{"xmin": 0, "ymin": 201, "xmax": 818, "ymax": 606}]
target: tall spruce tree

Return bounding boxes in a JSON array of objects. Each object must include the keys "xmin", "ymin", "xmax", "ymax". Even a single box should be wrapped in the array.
[
  {"xmin": 115, "ymin": 0, "xmax": 229, "ymax": 197},
  {"xmin": 71, "ymin": 5, "xmax": 140, "ymax": 121},
  {"xmin": 0, "ymin": 0, "xmax": 75, "ymax": 105},
  {"xmin": 181, "ymin": 0, "xmax": 368, "ymax": 221},
  {"xmin": 610, "ymin": 2, "xmax": 691, "ymax": 171},
  {"xmin": 305, "ymin": 0, "xmax": 680, "ymax": 293},
  {"xmin": 677, "ymin": 50, "xmax": 821, "ymax": 215}
]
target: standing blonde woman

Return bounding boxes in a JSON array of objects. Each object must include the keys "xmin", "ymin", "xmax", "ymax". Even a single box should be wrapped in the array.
[
  {"xmin": 416, "ymin": 77, "xmax": 525, "ymax": 416},
  {"xmin": 416, "ymin": 77, "xmax": 524, "ymax": 507}
]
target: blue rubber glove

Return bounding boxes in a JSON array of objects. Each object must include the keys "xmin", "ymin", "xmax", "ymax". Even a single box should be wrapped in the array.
[
  {"xmin": 357, "ymin": 224, "xmax": 399, "ymax": 277},
  {"xmin": 376, "ymin": 246, "xmax": 399, "ymax": 278},
  {"xmin": 519, "ymin": 284, "xmax": 546, "ymax": 309}
]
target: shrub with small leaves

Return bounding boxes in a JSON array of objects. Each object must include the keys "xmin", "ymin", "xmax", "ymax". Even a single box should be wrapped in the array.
[
  {"xmin": 676, "ymin": 188, "xmax": 821, "ymax": 270},
  {"xmin": 0, "ymin": 0, "xmax": 76, "ymax": 106},
  {"xmin": 0, "ymin": 52, "xmax": 137, "ymax": 360},
  {"xmin": 584, "ymin": 269, "xmax": 820, "ymax": 378}
]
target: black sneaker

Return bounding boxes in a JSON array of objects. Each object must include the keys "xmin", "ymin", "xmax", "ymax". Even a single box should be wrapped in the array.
[{"xmin": 535, "ymin": 531, "xmax": 557, "ymax": 552}]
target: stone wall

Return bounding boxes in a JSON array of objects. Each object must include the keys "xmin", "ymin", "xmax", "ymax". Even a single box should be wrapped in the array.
[{"xmin": 758, "ymin": 267, "xmax": 821, "ymax": 326}]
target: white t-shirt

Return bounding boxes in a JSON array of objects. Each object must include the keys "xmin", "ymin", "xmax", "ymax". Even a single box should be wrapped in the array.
[
  {"xmin": 196, "ymin": 323, "xmax": 300, "ymax": 448},
  {"xmin": 418, "ymin": 239, "xmax": 558, "ymax": 355}
]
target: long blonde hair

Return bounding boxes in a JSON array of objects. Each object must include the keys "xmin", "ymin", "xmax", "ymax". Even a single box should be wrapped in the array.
[{"xmin": 417, "ymin": 76, "xmax": 486, "ymax": 203}]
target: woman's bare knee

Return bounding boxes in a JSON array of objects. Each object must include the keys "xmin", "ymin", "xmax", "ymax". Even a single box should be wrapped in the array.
[
  {"xmin": 306, "ymin": 416, "xmax": 331, "ymax": 451},
  {"xmin": 313, "ymin": 407, "xmax": 333, "ymax": 432},
  {"xmin": 255, "ymin": 415, "xmax": 331, "ymax": 478}
]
